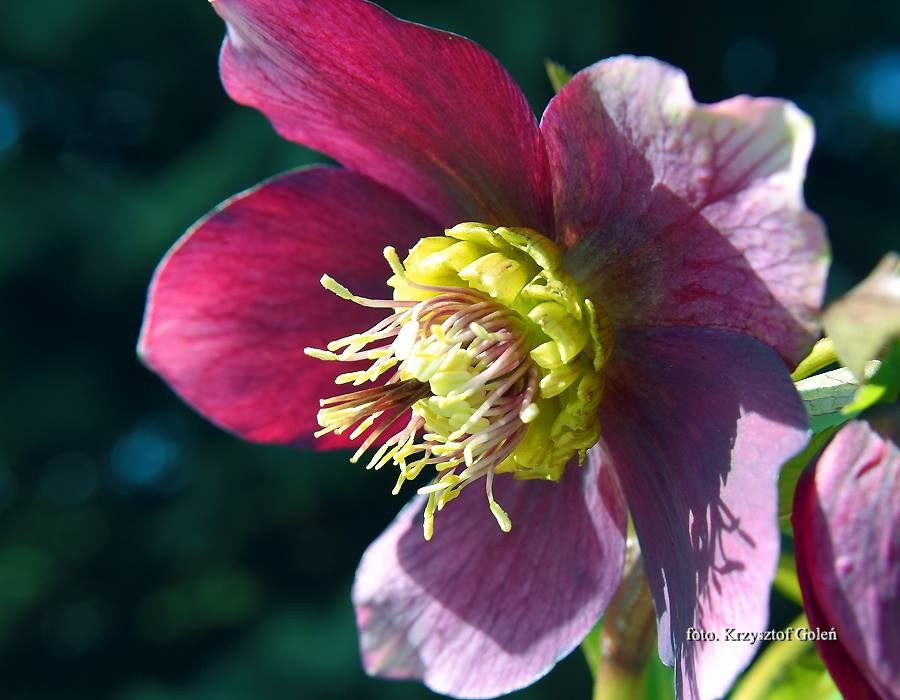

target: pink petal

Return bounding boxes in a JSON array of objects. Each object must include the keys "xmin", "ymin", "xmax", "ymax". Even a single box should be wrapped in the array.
[
  {"xmin": 541, "ymin": 56, "xmax": 828, "ymax": 365},
  {"xmin": 352, "ymin": 451, "xmax": 627, "ymax": 698},
  {"xmin": 599, "ymin": 327, "xmax": 810, "ymax": 700},
  {"xmin": 138, "ymin": 166, "xmax": 437, "ymax": 447},
  {"xmin": 793, "ymin": 419, "xmax": 900, "ymax": 700},
  {"xmin": 212, "ymin": 0, "xmax": 551, "ymax": 230}
]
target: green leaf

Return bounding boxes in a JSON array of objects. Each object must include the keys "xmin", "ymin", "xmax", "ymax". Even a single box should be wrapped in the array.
[
  {"xmin": 842, "ymin": 339, "xmax": 900, "ymax": 415},
  {"xmin": 795, "ymin": 363, "xmax": 879, "ymax": 432},
  {"xmin": 780, "ymin": 364, "xmax": 870, "ymax": 533},
  {"xmin": 581, "ymin": 617, "xmax": 603, "ymax": 678},
  {"xmin": 778, "ymin": 425, "xmax": 837, "ymax": 534},
  {"xmin": 545, "ymin": 59, "xmax": 573, "ymax": 93}
]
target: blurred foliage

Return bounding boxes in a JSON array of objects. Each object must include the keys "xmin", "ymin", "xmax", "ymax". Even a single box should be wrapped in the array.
[
  {"xmin": 731, "ymin": 614, "xmax": 841, "ymax": 700},
  {"xmin": 1, "ymin": 0, "xmax": 899, "ymax": 698},
  {"xmin": 843, "ymin": 340, "xmax": 900, "ymax": 414},
  {"xmin": 778, "ymin": 427, "xmax": 837, "ymax": 533}
]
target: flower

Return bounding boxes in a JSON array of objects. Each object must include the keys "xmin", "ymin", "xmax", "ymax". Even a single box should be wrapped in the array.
[
  {"xmin": 138, "ymin": 1, "xmax": 828, "ymax": 698},
  {"xmin": 792, "ymin": 418, "xmax": 900, "ymax": 700}
]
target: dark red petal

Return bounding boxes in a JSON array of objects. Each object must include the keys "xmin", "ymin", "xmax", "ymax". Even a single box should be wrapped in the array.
[
  {"xmin": 352, "ymin": 451, "xmax": 627, "ymax": 698},
  {"xmin": 599, "ymin": 327, "xmax": 810, "ymax": 700},
  {"xmin": 793, "ymin": 420, "xmax": 900, "ymax": 700},
  {"xmin": 793, "ymin": 469, "xmax": 881, "ymax": 700},
  {"xmin": 542, "ymin": 56, "xmax": 828, "ymax": 365},
  {"xmin": 138, "ymin": 167, "xmax": 437, "ymax": 447},
  {"xmin": 213, "ymin": 0, "xmax": 551, "ymax": 230}
]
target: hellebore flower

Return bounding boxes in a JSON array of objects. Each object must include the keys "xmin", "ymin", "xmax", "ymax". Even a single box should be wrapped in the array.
[
  {"xmin": 793, "ymin": 418, "xmax": 900, "ymax": 700},
  {"xmin": 138, "ymin": 1, "xmax": 828, "ymax": 698}
]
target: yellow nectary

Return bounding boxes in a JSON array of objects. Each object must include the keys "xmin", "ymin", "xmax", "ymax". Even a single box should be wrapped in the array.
[{"xmin": 305, "ymin": 223, "xmax": 611, "ymax": 539}]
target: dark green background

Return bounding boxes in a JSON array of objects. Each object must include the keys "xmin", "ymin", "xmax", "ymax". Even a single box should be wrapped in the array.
[{"xmin": 1, "ymin": 1, "xmax": 897, "ymax": 698}]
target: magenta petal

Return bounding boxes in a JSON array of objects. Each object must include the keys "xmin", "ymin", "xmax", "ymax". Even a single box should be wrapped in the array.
[
  {"xmin": 352, "ymin": 452, "xmax": 627, "ymax": 698},
  {"xmin": 138, "ymin": 167, "xmax": 437, "ymax": 447},
  {"xmin": 599, "ymin": 327, "xmax": 809, "ymax": 700},
  {"xmin": 793, "ymin": 419, "xmax": 900, "ymax": 700},
  {"xmin": 541, "ymin": 56, "xmax": 828, "ymax": 365},
  {"xmin": 213, "ymin": 0, "xmax": 551, "ymax": 230}
]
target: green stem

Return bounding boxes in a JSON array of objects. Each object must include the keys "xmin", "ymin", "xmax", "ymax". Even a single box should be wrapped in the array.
[
  {"xmin": 730, "ymin": 613, "xmax": 810, "ymax": 700},
  {"xmin": 592, "ymin": 545, "xmax": 656, "ymax": 700},
  {"xmin": 791, "ymin": 337, "xmax": 838, "ymax": 381}
]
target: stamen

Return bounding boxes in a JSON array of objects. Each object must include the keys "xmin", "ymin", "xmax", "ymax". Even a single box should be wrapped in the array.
[
  {"xmin": 320, "ymin": 273, "xmax": 417, "ymax": 309},
  {"xmin": 307, "ymin": 224, "xmax": 608, "ymax": 539},
  {"xmin": 486, "ymin": 470, "xmax": 512, "ymax": 533}
]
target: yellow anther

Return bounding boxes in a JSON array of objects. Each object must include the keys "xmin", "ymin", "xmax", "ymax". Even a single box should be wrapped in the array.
[
  {"xmin": 320, "ymin": 274, "xmax": 354, "ymax": 300},
  {"xmin": 383, "ymin": 246, "xmax": 407, "ymax": 279},
  {"xmin": 430, "ymin": 324, "xmax": 450, "ymax": 343},
  {"xmin": 489, "ymin": 499, "xmax": 512, "ymax": 533},
  {"xmin": 424, "ymin": 493, "xmax": 437, "ymax": 541},
  {"xmin": 469, "ymin": 322, "xmax": 500, "ymax": 341},
  {"xmin": 427, "ymin": 371, "xmax": 471, "ymax": 396},
  {"xmin": 335, "ymin": 371, "xmax": 365, "ymax": 384},
  {"xmin": 349, "ymin": 415, "xmax": 377, "ymax": 440},
  {"xmin": 417, "ymin": 481, "xmax": 451, "ymax": 495},
  {"xmin": 304, "ymin": 347, "xmax": 338, "ymax": 361},
  {"xmin": 435, "ymin": 486, "xmax": 460, "ymax": 510},
  {"xmin": 519, "ymin": 402, "xmax": 540, "ymax": 423}
]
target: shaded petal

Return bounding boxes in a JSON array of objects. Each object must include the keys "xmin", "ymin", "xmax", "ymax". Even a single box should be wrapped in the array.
[
  {"xmin": 599, "ymin": 327, "xmax": 810, "ymax": 700},
  {"xmin": 352, "ymin": 452, "xmax": 627, "ymax": 698},
  {"xmin": 542, "ymin": 56, "xmax": 828, "ymax": 365},
  {"xmin": 793, "ymin": 418, "xmax": 900, "ymax": 700},
  {"xmin": 213, "ymin": 0, "xmax": 551, "ymax": 230},
  {"xmin": 139, "ymin": 166, "xmax": 437, "ymax": 447}
]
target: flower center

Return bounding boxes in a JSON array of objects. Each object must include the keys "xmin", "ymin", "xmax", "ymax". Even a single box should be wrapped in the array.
[{"xmin": 305, "ymin": 223, "xmax": 611, "ymax": 539}]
